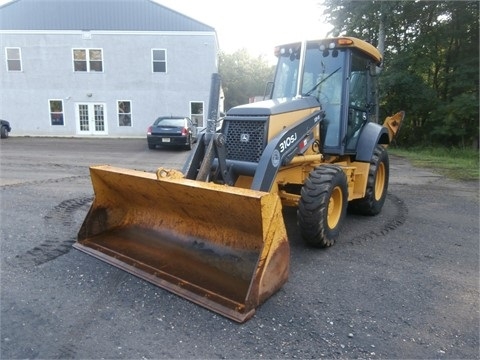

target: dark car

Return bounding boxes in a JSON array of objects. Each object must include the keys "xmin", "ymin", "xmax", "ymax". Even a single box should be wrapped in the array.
[
  {"xmin": 1, "ymin": 120, "xmax": 11, "ymax": 139},
  {"xmin": 147, "ymin": 116, "xmax": 198, "ymax": 150}
]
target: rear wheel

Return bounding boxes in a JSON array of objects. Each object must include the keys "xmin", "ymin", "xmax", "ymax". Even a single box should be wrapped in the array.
[
  {"xmin": 298, "ymin": 165, "xmax": 348, "ymax": 247},
  {"xmin": 185, "ymin": 135, "xmax": 193, "ymax": 150},
  {"xmin": 349, "ymin": 145, "xmax": 389, "ymax": 215},
  {"xmin": 0, "ymin": 126, "xmax": 8, "ymax": 139}
]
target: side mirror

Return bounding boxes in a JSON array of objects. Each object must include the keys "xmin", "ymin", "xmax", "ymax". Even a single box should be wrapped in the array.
[{"xmin": 370, "ymin": 63, "xmax": 382, "ymax": 76}]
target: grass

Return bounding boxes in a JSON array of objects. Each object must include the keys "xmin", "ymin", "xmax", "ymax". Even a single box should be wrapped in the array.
[{"xmin": 388, "ymin": 146, "xmax": 479, "ymax": 181}]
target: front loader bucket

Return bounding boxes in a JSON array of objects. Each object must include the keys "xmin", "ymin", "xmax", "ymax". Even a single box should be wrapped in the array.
[{"xmin": 75, "ymin": 165, "xmax": 289, "ymax": 323}]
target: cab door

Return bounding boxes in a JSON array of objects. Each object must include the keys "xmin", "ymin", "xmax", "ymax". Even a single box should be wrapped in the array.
[{"xmin": 345, "ymin": 52, "xmax": 376, "ymax": 152}]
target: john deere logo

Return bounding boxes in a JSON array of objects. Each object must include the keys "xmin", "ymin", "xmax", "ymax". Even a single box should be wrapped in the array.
[{"xmin": 240, "ymin": 133, "xmax": 249, "ymax": 142}]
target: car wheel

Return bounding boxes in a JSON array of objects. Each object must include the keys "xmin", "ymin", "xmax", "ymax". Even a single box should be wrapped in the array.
[
  {"xmin": 185, "ymin": 135, "xmax": 193, "ymax": 150},
  {"xmin": 0, "ymin": 126, "xmax": 8, "ymax": 139}
]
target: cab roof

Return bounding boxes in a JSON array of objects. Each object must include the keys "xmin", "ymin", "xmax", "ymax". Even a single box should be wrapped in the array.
[{"xmin": 275, "ymin": 37, "xmax": 382, "ymax": 65}]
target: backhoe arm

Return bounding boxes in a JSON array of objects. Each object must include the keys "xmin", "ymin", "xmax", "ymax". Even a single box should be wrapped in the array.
[{"xmin": 383, "ymin": 111, "xmax": 405, "ymax": 143}]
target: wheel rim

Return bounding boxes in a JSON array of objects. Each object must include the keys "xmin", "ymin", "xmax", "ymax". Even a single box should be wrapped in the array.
[
  {"xmin": 327, "ymin": 186, "xmax": 343, "ymax": 229},
  {"xmin": 374, "ymin": 162, "xmax": 386, "ymax": 201}
]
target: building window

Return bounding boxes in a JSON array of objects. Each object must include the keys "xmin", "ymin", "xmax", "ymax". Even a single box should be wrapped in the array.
[
  {"xmin": 118, "ymin": 101, "xmax": 132, "ymax": 127},
  {"xmin": 73, "ymin": 48, "xmax": 103, "ymax": 72},
  {"xmin": 49, "ymin": 100, "xmax": 64, "ymax": 126},
  {"xmin": 190, "ymin": 101, "xmax": 204, "ymax": 127},
  {"xmin": 152, "ymin": 49, "xmax": 167, "ymax": 73},
  {"xmin": 6, "ymin": 47, "xmax": 22, "ymax": 71}
]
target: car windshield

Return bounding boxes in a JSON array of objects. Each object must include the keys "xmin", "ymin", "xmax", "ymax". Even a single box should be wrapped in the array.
[{"xmin": 154, "ymin": 118, "xmax": 185, "ymax": 127}]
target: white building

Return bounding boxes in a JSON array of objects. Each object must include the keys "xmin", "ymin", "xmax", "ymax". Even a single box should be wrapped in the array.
[{"xmin": 0, "ymin": 0, "xmax": 219, "ymax": 137}]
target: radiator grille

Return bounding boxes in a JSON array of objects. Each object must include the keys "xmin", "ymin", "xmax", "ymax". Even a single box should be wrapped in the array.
[{"xmin": 225, "ymin": 119, "xmax": 267, "ymax": 163}]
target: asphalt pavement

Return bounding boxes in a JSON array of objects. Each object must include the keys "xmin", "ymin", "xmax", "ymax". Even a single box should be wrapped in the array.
[{"xmin": 1, "ymin": 137, "xmax": 478, "ymax": 359}]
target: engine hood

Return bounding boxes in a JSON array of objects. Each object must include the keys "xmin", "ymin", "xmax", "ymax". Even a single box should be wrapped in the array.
[{"xmin": 226, "ymin": 96, "xmax": 320, "ymax": 117}]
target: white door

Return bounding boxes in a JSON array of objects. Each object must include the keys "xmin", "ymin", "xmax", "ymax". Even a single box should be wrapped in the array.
[{"xmin": 76, "ymin": 103, "xmax": 108, "ymax": 135}]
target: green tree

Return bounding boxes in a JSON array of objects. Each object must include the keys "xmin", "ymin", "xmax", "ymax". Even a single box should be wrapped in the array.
[
  {"xmin": 324, "ymin": 0, "xmax": 479, "ymax": 148},
  {"xmin": 219, "ymin": 49, "xmax": 275, "ymax": 111}
]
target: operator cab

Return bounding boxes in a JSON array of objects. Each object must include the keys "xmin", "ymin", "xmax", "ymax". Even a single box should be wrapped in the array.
[{"xmin": 271, "ymin": 37, "xmax": 382, "ymax": 155}]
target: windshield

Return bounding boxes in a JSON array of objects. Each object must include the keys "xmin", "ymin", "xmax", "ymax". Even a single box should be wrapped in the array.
[
  {"xmin": 271, "ymin": 44, "xmax": 301, "ymax": 99},
  {"xmin": 272, "ymin": 42, "xmax": 346, "ymax": 102},
  {"xmin": 272, "ymin": 42, "xmax": 347, "ymax": 148}
]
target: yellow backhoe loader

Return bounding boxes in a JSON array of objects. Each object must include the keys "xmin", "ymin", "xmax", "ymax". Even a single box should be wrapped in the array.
[{"xmin": 75, "ymin": 37, "xmax": 404, "ymax": 323}]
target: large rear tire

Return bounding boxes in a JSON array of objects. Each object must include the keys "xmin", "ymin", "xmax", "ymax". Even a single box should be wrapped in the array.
[
  {"xmin": 349, "ymin": 145, "xmax": 389, "ymax": 215},
  {"xmin": 298, "ymin": 165, "xmax": 348, "ymax": 248}
]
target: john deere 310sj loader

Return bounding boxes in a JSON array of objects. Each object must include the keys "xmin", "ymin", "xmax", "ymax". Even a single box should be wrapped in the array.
[{"xmin": 75, "ymin": 37, "xmax": 404, "ymax": 323}]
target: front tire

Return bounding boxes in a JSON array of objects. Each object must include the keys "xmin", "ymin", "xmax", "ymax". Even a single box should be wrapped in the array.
[
  {"xmin": 298, "ymin": 165, "xmax": 348, "ymax": 248},
  {"xmin": 349, "ymin": 145, "xmax": 389, "ymax": 215}
]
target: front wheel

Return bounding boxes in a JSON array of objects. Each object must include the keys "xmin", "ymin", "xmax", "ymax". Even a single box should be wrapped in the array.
[
  {"xmin": 348, "ymin": 145, "xmax": 389, "ymax": 215},
  {"xmin": 297, "ymin": 165, "xmax": 348, "ymax": 248}
]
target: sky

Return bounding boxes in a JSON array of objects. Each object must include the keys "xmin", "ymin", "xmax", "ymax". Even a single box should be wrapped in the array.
[
  {"xmin": 156, "ymin": 0, "xmax": 333, "ymax": 61},
  {"xmin": 0, "ymin": 0, "xmax": 333, "ymax": 62}
]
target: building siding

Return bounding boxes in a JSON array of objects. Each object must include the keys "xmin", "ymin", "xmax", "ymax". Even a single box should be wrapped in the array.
[{"xmin": 0, "ymin": 0, "xmax": 218, "ymax": 137}]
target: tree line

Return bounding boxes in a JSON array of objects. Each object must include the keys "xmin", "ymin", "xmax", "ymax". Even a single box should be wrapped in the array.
[
  {"xmin": 219, "ymin": 1, "xmax": 479, "ymax": 148},
  {"xmin": 218, "ymin": 49, "xmax": 274, "ymax": 112}
]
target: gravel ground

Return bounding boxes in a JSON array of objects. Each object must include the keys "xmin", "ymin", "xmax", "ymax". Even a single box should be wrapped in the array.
[{"xmin": 0, "ymin": 137, "xmax": 478, "ymax": 359}]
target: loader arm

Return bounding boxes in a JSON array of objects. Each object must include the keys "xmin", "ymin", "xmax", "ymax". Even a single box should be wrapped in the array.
[
  {"xmin": 194, "ymin": 132, "xmax": 232, "ymax": 185},
  {"xmin": 251, "ymin": 109, "xmax": 324, "ymax": 192},
  {"xmin": 183, "ymin": 131, "xmax": 233, "ymax": 185}
]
